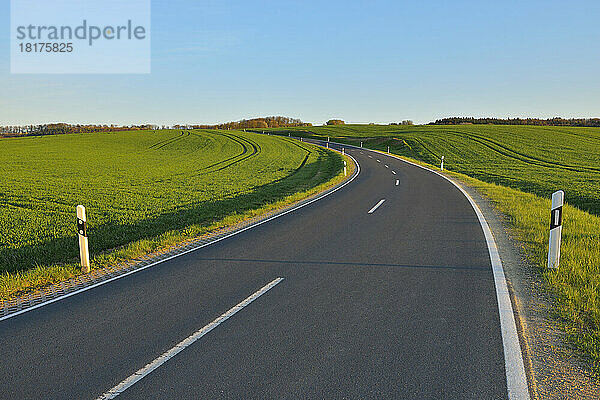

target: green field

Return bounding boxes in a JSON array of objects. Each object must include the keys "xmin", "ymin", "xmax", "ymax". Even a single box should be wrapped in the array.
[
  {"xmin": 267, "ymin": 124, "xmax": 600, "ymax": 373},
  {"xmin": 264, "ymin": 124, "xmax": 600, "ymax": 216},
  {"xmin": 0, "ymin": 129, "xmax": 343, "ymax": 279}
]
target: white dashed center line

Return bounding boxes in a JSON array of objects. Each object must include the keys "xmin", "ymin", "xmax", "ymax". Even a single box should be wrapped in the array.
[
  {"xmin": 96, "ymin": 278, "xmax": 284, "ymax": 399},
  {"xmin": 368, "ymin": 199, "xmax": 386, "ymax": 214}
]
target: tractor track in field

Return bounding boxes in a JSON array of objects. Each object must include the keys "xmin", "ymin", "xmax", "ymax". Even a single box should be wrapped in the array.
[
  {"xmin": 151, "ymin": 131, "xmax": 256, "ymax": 183},
  {"xmin": 146, "ymin": 130, "xmax": 264, "ymax": 178},
  {"xmin": 183, "ymin": 131, "xmax": 262, "ymax": 175},
  {"xmin": 445, "ymin": 130, "xmax": 600, "ymax": 173},
  {"xmin": 154, "ymin": 131, "xmax": 191, "ymax": 149},
  {"xmin": 145, "ymin": 132, "xmax": 318, "ymax": 200},
  {"xmin": 148, "ymin": 131, "xmax": 189, "ymax": 150},
  {"xmin": 411, "ymin": 137, "xmax": 443, "ymax": 162},
  {"xmin": 209, "ymin": 133, "xmax": 262, "ymax": 173},
  {"xmin": 536, "ymin": 126, "xmax": 600, "ymax": 144}
]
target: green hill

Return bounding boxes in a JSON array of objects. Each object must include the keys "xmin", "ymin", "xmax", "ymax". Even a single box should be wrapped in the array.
[{"xmin": 0, "ymin": 129, "xmax": 342, "ymax": 274}]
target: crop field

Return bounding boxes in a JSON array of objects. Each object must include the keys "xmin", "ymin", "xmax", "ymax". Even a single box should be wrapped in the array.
[
  {"xmin": 266, "ymin": 124, "xmax": 600, "ymax": 216},
  {"xmin": 0, "ymin": 129, "xmax": 343, "ymax": 276}
]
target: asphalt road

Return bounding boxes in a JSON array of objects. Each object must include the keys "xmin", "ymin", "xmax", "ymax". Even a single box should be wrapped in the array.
[{"xmin": 0, "ymin": 143, "xmax": 510, "ymax": 399}]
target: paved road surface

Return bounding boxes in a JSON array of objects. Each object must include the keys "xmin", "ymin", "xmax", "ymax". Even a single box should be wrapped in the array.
[{"xmin": 0, "ymin": 143, "xmax": 512, "ymax": 399}]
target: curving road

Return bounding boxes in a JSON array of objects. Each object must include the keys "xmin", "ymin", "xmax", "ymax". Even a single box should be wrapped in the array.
[{"xmin": 0, "ymin": 142, "xmax": 526, "ymax": 399}]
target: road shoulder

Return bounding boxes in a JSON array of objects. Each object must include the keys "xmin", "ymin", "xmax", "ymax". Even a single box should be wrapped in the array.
[{"xmin": 455, "ymin": 176, "xmax": 600, "ymax": 399}]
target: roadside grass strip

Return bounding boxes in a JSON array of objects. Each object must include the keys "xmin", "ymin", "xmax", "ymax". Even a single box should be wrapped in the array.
[{"xmin": 454, "ymin": 174, "xmax": 600, "ymax": 374}]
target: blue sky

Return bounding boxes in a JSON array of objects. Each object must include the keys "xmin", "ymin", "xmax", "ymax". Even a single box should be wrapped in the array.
[{"xmin": 1, "ymin": 0, "xmax": 599, "ymax": 125}]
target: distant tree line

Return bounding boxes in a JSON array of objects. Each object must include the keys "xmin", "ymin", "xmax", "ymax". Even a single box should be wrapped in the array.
[
  {"xmin": 390, "ymin": 120, "xmax": 413, "ymax": 126},
  {"xmin": 190, "ymin": 116, "xmax": 311, "ymax": 130},
  {"xmin": 430, "ymin": 117, "xmax": 600, "ymax": 127},
  {"xmin": 0, "ymin": 117, "xmax": 311, "ymax": 138},
  {"xmin": 326, "ymin": 119, "xmax": 345, "ymax": 125},
  {"xmin": 0, "ymin": 123, "xmax": 161, "ymax": 137}
]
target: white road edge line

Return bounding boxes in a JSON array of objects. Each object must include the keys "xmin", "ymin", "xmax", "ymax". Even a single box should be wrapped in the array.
[
  {"xmin": 367, "ymin": 199, "xmax": 386, "ymax": 214},
  {"xmin": 377, "ymin": 159, "xmax": 381, "ymax": 162},
  {"xmin": 395, "ymin": 180, "xmax": 399, "ymax": 186},
  {"xmin": 344, "ymin": 144, "xmax": 530, "ymax": 400},
  {"xmin": 0, "ymin": 151, "xmax": 361, "ymax": 323},
  {"xmin": 385, "ymin": 165, "xmax": 389, "ymax": 168},
  {"xmin": 96, "ymin": 277, "xmax": 284, "ymax": 400},
  {"xmin": 392, "ymin": 171, "xmax": 396, "ymax": 175}
]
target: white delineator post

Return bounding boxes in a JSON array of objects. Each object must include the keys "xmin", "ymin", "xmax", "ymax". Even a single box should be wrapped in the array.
[
  {"xmin": 360, "ymin": 142, "xmax": 363, "ymax": 148},
  {"xmin": 441, "ymin": 156, "xmax": 445, "ymax": 171},
  {"xmin": 344, "ymin": 161, "xmax": 347, "ymax": 176},
  {"xmin": 342, "ymin": 148, "xmax": 345, "ymax": 155},
  {"xmin": 387, "ymin": 146, "xmax": 390, "ymax": 153},
  {"xmin": 326, "ymin": 142, "xmax": 329, "ymax": 149},
  {"xmin": 548, "ymin": 190, "xmax": 564, "ymax": 269},
  {"xmin": 77, "ymin": 205, "xmax": 90, "ymax": 273}
]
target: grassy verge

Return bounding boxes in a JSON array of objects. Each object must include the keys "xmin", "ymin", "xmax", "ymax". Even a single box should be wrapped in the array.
[
  {"xmin": 451, "ymin": 172, "xmax": 600, "ymax": 372},
  {"xmin": 0, "ymin": 139, "xmax": 352, "ymax": 300}
]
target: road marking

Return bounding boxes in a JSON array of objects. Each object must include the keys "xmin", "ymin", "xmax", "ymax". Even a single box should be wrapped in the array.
[
  {"xmin": 96, "ymin": 278, "xmax": 284, "ymax": 400},
  {"xmin": 368, "ymin": 199, "xmax": 386, "ymax": 214},
  {"xmin": 0, "ymin": 153, "xmax": 360, "ymax": 323},
  {"xmin": 377, "ymin": 159, "xmax": 381, "ymax": 163},
  {"xmin": 360, "ymin": 152, "xmax": 364, "ymax": 154},
  {"xmin": 392, "ymin": 171, "xmax": 396, "ymax": 175},
  {"xmin": 376, "ymin": 151, "xmax": 531, "ymax": 400},
  {"xmin": 395, "ymin": 180, "xmax": 399, "ymax": 186},
  {"xmin": 303, "ymin": 140, "xmax": 531, "ymax": 400},
  {"xmin": 385, "ymin": 165, "xmax": 389, "ymax": 168},
  {"xmin": 368, "ymin": 155, "xmax": 372, "ymax": 158}
]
